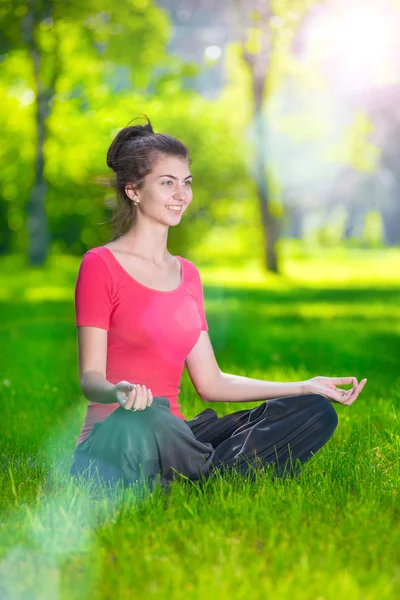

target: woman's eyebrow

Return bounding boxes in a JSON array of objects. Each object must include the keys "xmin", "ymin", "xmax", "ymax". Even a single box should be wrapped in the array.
[{"xmin": 157, "ymin": 174, "xmax": 192, "ymax": 180}]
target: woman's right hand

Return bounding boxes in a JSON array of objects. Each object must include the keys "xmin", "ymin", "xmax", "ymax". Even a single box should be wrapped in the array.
[{"xmin": 114, "ymin": 381, "xmax": 153, "ymax": 411}]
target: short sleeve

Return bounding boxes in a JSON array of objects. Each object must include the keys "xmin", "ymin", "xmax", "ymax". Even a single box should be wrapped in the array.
[
  {"xmin": 75, "ymin": 251, "xmax": 114, "ymax": 330},
  {"xmin": 193, "ymin": 268, "xmax": 209, "ymax": 331}
]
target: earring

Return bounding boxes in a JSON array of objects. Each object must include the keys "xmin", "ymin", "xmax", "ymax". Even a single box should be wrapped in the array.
[{"xmin": 133, "ymin": 200, "xmax": 139, "ymax": 206}]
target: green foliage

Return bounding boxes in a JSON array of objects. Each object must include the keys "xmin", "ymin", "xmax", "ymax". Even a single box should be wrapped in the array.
[
  {"xmin": 0, "ymin": 0, "xmax": 395, "ymax": 262},
  {"xmin": 0, "ymin": 1, "xmax": 251, "ymax": 257}
]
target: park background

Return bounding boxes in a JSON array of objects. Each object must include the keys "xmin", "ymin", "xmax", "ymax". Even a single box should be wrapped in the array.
[{"xmin": 1, "ymin": 1, "xmax": 399, "ymax": 599}]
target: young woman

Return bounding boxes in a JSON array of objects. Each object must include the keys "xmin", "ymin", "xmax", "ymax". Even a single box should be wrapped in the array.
[{"xmin": 70, "ymin": 117, "xmax": 367, "ymax": 491}]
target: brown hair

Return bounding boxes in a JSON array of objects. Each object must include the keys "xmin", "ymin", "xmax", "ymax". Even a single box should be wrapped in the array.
[{"xmin": 101, "ymin": 116, "xmax": 190, "ymax": 241}]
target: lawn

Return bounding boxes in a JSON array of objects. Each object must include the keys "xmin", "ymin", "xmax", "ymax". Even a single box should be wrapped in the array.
[{"xmin": 0, "ymin": 245, "xmax": 399, "ymax": 599}]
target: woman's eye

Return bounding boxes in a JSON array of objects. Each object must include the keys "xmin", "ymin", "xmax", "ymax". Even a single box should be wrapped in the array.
[
  {"xmin": 162, "ymin": 180, "xmax": 173, "ymax": 185},
  {"xmin": 185, "ymin": 180, "xmax": 192, "ymax": 186}
]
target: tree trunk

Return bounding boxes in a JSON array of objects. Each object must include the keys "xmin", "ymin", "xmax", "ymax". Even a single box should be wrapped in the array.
[
  {"xmin": 240, "ymin": 0, "xmax": 280, "ymax": 273},
  {"xmin": 253, "ymin": 92, "xmax": 280, "ymax": 273},
  {"xmin": 21, "ymin": 0, "xmax": 54, "ymax": 266}
]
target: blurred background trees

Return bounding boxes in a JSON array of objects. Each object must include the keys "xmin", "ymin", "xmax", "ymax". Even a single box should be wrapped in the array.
[{"xmin": 1, "ymin": 0, "xmax": 399, "ymax": 271}]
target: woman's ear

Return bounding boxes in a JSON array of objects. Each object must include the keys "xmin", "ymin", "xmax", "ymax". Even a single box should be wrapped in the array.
[{"xmin": 125, "ymin": 183, "xmax": 139, "ymax": 201}]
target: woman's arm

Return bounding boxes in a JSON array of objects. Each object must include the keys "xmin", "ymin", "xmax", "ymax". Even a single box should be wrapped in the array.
[
  {"xmin": 80, "ymin": 370, "xmax": 117, "ymax": 404},
  {"xmin": 203, "ymin": 372, "xmax": 366, "ymax": 405},
  {"xmin": 77, "ymin": 326, "xmax": 117, "ymax": 404},
  {"xmin": 203, "ymin": 372, "xmax": 305, "ymax": 403}
]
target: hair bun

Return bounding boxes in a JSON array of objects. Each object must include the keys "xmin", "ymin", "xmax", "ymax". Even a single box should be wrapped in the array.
[{"xmin": 106, "ymin": 116, "xmax": 154, "ymax": 171}]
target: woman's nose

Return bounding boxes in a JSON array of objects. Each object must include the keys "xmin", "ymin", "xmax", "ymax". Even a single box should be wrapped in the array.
[{"xmin": 173, "ymin": 185, "xmax": 187, "ymax": 200}]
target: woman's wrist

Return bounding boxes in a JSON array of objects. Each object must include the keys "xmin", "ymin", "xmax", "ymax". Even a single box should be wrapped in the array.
[
  {"xmin": 300, "ymin": 380, "xmax": 310, "ymax": 395},
  {"xmin": 80, "ymin": 371, "xmax": 118, "ymax": 404}
]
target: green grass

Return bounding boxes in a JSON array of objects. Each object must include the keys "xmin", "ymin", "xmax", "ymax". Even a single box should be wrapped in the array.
[{"xmin": 0, "ymin": 245, "xmax": 399, "ymax": 599}]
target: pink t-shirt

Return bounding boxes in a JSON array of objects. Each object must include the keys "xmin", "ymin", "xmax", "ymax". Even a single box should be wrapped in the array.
[{"xmin": 74, "ymin": 246, "xmax": 208, "ymax": 446}]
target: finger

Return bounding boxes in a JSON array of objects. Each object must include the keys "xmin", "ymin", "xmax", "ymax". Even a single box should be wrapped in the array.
[
  {"xmin": 343, "ymin": 379, "xmax": 367, "ymax": 405},
  {"xmin": 331, "ymin": 388, "xmax": 348, "ymax": 403},
  {"xmin": 343, "ymin": 389, "xmax": 359, "ymax": 405},
  {"xmin": 337, "ymin": 386, "xmax": 356, "ymax": 404},
  {"xmin": 147, "ymin": 388, "xmax": 153, "ymax": 407},
  {"xmin": 116, "ymin": 392, "xmax": 127, "ymax": 407},
  {"xmin": 331, "ymin": 376, "xmax": 358, "ymax": 387},
  {"xmin": 341, "ymin": 385, "xmax": 358, "ymax": 405},
  {"xmin": 129, "ymin": 384, "xmax": 141, "ymax": 410},
  {"xmin": 138, "ymin": 385, "xmax": 147, "ymax": 410},
  {"xmin": 117, "ymin": 383, "xmax": 133, "ymax": 409},
  {"xmin": 132, "ymin": 384, "xmax": 142, "ymax": 410},
  {"xmin": 125, "ymin": 385, "xmax": 137, "ymax": 410},
  {"xmin": 342, "ymin": 380, "xmax": 364, "ymax": 405},
  {"xmin": 141, "ymin": 385, "xmax": 148, "ymax": 410},
  {"xmin": 134, "ymin": 385, "xmax": 146, "ymax": 411}
]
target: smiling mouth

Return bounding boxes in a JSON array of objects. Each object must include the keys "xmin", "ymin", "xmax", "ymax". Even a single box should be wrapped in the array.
[{"xmin": 166, "ymin": 206, "xmax": 183, "ymax": 213}]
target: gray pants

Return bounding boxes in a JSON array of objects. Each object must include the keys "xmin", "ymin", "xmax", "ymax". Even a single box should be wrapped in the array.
[{"xmin": 70, "ymin": 393, "xmax": 338, "ymax": 491}]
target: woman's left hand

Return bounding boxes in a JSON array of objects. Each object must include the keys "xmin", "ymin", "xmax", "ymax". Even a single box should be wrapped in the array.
[{"xmin": 304, "ymin": 376, "xmax": 367, "ymax": 405}]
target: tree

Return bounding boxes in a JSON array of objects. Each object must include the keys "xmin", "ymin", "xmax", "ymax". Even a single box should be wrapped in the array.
[
  {"xmin": 231, "ymin": 0, "xmax": 279, "ymax": 272},
  {"xmin": 230, "ymin": 0, "xmax": 323, "ymax": 272},
  {"xmin": 0, "ymin": 0, "xmax": 170, "ymax": 265}
]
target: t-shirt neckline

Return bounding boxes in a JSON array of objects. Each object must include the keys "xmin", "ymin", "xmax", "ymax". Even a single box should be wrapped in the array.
[{"xmin": 100, "ymin": 246, "xmax": 184, "ymax": 294}]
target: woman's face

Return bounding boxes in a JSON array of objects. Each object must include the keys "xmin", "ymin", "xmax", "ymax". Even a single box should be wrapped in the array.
[{"xmin": 127, "ymin": 154, "xmax": 193, "ymax": 223}]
